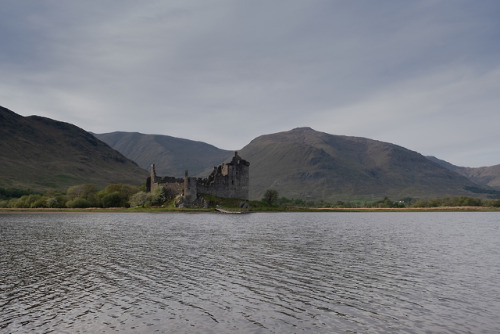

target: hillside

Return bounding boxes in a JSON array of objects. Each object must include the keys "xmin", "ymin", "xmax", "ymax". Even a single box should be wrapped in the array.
[
  {"xmin": 0, "ymin": 106, "xmax": 148, "ymax": 192},
  {"xmin": 238, "ymin": 127, "xmax": 486, "ymax": 201},
  {"xmin": 95, "ymin": 132, "xmax": 233, "ymax": 177},
  {"xmin": 427, "ymin": 156, "xmax": 500, "ymax": 190}
]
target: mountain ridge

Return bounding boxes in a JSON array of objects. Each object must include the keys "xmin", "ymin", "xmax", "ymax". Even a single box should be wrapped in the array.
[
  {"xmin": 3, "ymin": 105, "xmax": 499, "ymax": 200},
  {"xmin": 98, "ymin": 126, "xmax": 499, "ymax": 201},
  {"xmin": 427, "ymin": 156, "xmax": 500, "ymax": 190},
  {"xmin": 238, "ymin": 127, "xmax": 489, "ymax": 200},
  {"xmin": 94, "ymin": 131, "xmax": 234, "ymax": 177}
]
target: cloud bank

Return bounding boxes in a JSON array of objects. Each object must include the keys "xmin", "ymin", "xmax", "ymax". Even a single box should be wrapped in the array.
[{"xmin": 1, "ymin": 0, "xmax": 499, "ymax": 167}]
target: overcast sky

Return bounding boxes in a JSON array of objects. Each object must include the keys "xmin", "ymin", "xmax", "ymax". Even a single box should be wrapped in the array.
[{"xmin": 1, "ymin": 1, "xmax": 499, "ymax": 167}]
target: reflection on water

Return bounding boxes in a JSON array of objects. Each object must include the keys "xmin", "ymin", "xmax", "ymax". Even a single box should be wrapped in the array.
[{"xmin": 1, "ymin": 212, "xmax": 499, "ymax": 333}]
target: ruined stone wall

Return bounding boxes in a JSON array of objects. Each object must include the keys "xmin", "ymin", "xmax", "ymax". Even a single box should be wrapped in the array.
[
  {"xmin": 196, "ymin": 152, "xmax": 250, "ymax": 200},
  {"xmin": 149, "ymin": 164, "xmax": 184, "ymax": 194},
  {"xmin": 147, "ymin": 152, "xmax": 249, "ymax": 202},
  {"xmin": 161, "ymin": 177, "xmax": 184, "ymax": 197}
]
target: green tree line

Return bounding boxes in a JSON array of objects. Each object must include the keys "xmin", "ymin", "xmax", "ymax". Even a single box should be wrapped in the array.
[
  {"xmin": 266, "ymin": 192, "xmax": 500, "ymax": 209},
  {"xmin": 410, "ymin": 196, "xmax": 500, "ymax": 208},
  {"xmin": 2, "ymin": 185, "xmax": 500, "ymax": 209},
  {"xmin": 0, "ymin": 187, "xmax": 36, "ymax": 200},
  {"xmin": 0, "ymin": 184, "xmax": 171, "ymax": 209}
]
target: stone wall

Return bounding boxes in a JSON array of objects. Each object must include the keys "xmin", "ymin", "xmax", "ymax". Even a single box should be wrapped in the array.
[
  {"xmin": 148, "ymin": 164, "xmax": 184, "ymax": 194},
  {"xmin": 147, "ymin": 152, "xmax": 250, "ymax": 203},
  {"xmin": 196, "ymin": 152, "xmax": 249, "ymax": 200}
]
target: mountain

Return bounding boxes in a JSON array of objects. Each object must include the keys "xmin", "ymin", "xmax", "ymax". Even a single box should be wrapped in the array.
[
  {"xmin": 427, "ymin": 156, "xmax": 500, "ymax": 190},
  {"xmin": 238, "ymin": 127, "xmax": 487, "ymax": 201},
  {"xmin": 0, "ymin": 106, "xmax": 148, "ymax": 192},
  {"xmin": 94, "ymin": 132, "xmax": 233, "ymax": 177},
  {"xmin": 10, "ymin": 103, "xmax": 492, "ymax": 202}
]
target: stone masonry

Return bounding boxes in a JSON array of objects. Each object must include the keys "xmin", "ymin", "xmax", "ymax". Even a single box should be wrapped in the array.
[{"xmin": 147, "ymin": 152, "xmax": 250, "ymax": 204}]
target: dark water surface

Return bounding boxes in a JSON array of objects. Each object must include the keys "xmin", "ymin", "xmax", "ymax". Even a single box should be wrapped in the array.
[{"xmin": 1, "ymin": 212, "xmax": 499, "ymax": 333}]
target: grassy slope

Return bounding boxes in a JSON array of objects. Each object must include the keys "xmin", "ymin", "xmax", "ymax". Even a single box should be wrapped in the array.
[{"xmin": 0, "ymin": 106, "xmax": 148, "ymax": 192}]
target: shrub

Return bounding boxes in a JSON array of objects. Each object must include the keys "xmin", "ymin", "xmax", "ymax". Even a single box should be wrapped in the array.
[
  {"xmin": 66, "ymin": 184, "xmax": 98, "ymax": 204},
  {"xmin": 45, "ymin": 197, "xmax": 60, "ymax": 208},
  {"xmin": 150, "ymin": 187, "xmax": 168, "ymax": 206},
  {"xmin": 129, "ymin": 191, "xmax": 149, "ymax": 207},
  {"xmin": 262, "ymin": 189, "xmax": 279, "ymax": 206},
  {"xmin": 11, "ymin": 195, "xmax": 44, "ymax": 208},
  {"xmin": 66, "ymin": 198, "xmax": 92, "ymax": 208},
  {"xmin": 101, "ymin": 191, "xmax": 124, "ymax": 208},
  {"xmin": 96, "ymin": 184, "xmax": 139, "ymax": 207}
]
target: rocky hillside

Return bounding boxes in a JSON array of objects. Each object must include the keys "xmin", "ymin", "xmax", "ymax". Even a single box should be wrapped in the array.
[
  {"xmin": 0, "ymin": 106, "xmax": 148, "ymax": 192},
  {"xmin": 427, "ymin": 156, "xmax": 500, "ymax": 190},
  {"xmin": 95, "ymin": 132, "xmax": 233, "ymax": 177},
  {"xmin": 238, "ymin": 127, "xmax": 486, "ymax": 201}
]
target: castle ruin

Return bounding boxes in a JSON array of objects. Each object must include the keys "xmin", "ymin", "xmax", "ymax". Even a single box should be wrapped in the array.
[{"xmin": 146, "ymin": 152, "xmax": 250, "ymax": 205}]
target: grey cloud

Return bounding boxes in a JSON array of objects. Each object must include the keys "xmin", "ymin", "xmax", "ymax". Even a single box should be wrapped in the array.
[{"xmin": 1, "ymin": 0, "xmax": 499, "ymax": 166}]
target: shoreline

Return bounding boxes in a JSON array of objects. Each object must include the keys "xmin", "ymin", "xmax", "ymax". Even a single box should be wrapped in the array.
[{"xmin": 1, "ymin": 206, "xmax": 499, "ymax": 213}]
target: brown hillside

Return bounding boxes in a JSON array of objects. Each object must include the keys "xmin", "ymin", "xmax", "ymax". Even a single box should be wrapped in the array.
[
  {"xmin": 461, "ymin": 165, "xmax": 500, "ymax": 189},
  {"xmin": 427, "ymin": 156, "xmax": 500, "ymax": 190},
  {"xmin": 239, "ymin": 127, "xmax": 484, "ymax": 201},
  {"xmin": 0, "ymin": 106, "xmax": 148, "ymax": 192}
]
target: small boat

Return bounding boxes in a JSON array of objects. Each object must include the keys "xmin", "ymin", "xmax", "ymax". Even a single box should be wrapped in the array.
[{"xmin": 215, "ymin": 208, "xmax": 248, "ymax": 214}]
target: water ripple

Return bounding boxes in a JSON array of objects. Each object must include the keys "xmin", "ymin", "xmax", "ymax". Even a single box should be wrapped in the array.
[{"xmin": 1, "ymin": 212, "xmax": 500, "ymax": 333}]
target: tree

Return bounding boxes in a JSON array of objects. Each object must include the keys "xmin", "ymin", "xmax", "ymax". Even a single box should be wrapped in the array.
[
  {"xmin": 150, "ymin": 186, "xmax": 168, "ymax": 206},
  {"xmin": 96, "ymin": 184, "xmax": 140, "ymax": 208},
  {"xmin": 101, "ymin": 192, "xmax": 123, "ymax": 207},
  {"xmin": 129, "ymin": 191, "xmax": 149, "ymax": 207},
  {"xmin": 262, "ymin": 189, "xmax": 279, "ymax": 206},
  {"xmin": 66, "ymin": 184, "xmax": 98, "ymax": 206},
  {"xmin": 66, "ymin": 198, "xmax": 92, "ymax": 208}
]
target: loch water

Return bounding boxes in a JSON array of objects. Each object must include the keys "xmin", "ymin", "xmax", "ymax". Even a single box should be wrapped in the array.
[{"xmin": 1, "ymin": 212, "xmax": 499, "ymax": 333}]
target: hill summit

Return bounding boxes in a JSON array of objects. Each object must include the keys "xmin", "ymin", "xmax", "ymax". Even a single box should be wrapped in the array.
[{"xmin": 239, "ymin": 127, "xmax": 482, "ymax": 201}]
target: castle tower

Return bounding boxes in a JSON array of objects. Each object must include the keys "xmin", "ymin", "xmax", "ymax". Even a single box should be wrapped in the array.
[
  {"xmin": 184, "ymin": 170, "xmax": 197, "ymax": 204},
  {"xmin": 148, "ymin": 164, "xmax": 157, "ymax": 192},
  {"xmin": 228, "ymin": 152, "xmax": 250, "ymax": 200}
]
